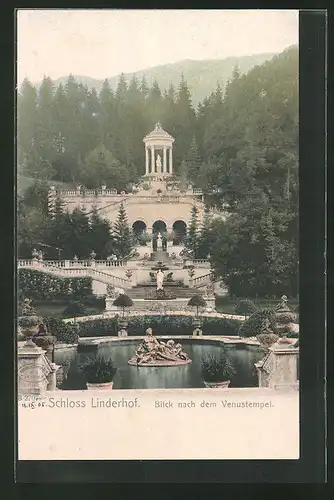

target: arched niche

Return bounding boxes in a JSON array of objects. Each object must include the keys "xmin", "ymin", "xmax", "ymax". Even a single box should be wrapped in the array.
[
  {"xmin": 172, "ymin": 220, "xmax": 187, "ymax": 245},
  {"xmin": 152, "ymin": 220, "xmax": 167, "ymax": 251}
]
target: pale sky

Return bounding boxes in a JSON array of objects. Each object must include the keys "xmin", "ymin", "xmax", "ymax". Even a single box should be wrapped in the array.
[{"xmin": 17, "ymin": 9, "xmax": 299, "ymax": 84}]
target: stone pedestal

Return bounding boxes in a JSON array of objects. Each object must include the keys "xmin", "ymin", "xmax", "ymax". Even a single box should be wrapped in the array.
[
  {"xmin": 204, "ymin": 295, "xmax": 216, "ymax": 311},
  {"xmin": 118, "ymin": 319, "xmax": 128, "ymax": 337},
  {"xmin": 18, "ymin": 343, "xmax": 52, "ymax": 395},
  {"xmin": 255, "ymin": 337, "xmax": 299, "ymax": 390},
  {"xmin": 47, "ymin": 363, "xmax": 61, "ymax": 391},
  {"xmin": 192, "ymin": 319, "xmax": 203, "ymax": 336}
]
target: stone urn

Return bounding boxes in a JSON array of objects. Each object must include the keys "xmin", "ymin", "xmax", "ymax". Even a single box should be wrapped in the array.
[
  {"xmin": 18, "ymin": 315, "xmax": 43, "ymax": 347},
  {"xmin": 118, "ymin": 319, "xmax": 128, "ymax": 337},
  {"xmin": 274, "ymin": 295, "xmax": 297, "ymax": 337},
  {"xmin": 204, "ymin": 380, "xmax": 230, "ymax": 389},
  {"xmin": 256, "ymin": 333, "xmax": 279, "ymax": 351}
]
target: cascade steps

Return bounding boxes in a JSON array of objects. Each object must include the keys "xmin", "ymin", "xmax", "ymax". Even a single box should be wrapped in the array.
[{"xmin": 128, "ymin": 285, "xmax": 203, "ymax": 299}]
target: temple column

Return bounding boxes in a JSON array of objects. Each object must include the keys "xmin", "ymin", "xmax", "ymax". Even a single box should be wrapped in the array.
[
  {"xmin": 151, "ymin": 146, "xmax": 155, "ymax": 175},
  {"xmin": 163, "ymin": 146, "xmax": 167, "ymax": 174},
  {"xmin": 169, "ymin": 147, "xmax": 173, "ymax": 174},
  {"xmin": 145, "ymin": 146, "xmax": 149, "ymax": 175}
]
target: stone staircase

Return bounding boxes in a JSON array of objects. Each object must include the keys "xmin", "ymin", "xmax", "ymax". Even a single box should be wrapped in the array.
[
  {"xmin": 128, "ymin": 284, "xmax": 203, "ymax": 299},
  {"xmin": 18, "ymin": 260, "xmax": 131, "ymax": 289}
]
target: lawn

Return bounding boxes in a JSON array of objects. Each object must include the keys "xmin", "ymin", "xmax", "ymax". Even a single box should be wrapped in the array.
[{"xmin": 34, "ymin": 301, "xmax": 104, "ymax": 319}]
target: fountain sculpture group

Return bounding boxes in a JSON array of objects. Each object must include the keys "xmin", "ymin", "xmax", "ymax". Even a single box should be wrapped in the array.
[{"xmin": 128, "ymin": 328, "xmax": 192, "ymax": 366}]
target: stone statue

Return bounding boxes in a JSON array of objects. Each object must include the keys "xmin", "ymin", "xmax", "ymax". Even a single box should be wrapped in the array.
[
  {"xmin": 157, "ymin": 232, "xmax": 163, "ymax": 249},
  {"xmin": 156, "ymin": 269, "xmax": 164, "ymax": 290},
  {"xmin": 156, "ymin": 154, "xmax": 162, "ymax": 170},
  {"xmin": 276, "ymin": 295, "xmax": 289, "ymax": 312},
  {"xmin": 128, "ymin": 328, "xmax": 191, "ymax": 366}
]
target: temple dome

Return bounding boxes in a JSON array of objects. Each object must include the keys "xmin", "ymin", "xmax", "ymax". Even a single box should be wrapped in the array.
[{"xmin": 143, "ymin": 122, "xmax": 175, "ymax": 143}]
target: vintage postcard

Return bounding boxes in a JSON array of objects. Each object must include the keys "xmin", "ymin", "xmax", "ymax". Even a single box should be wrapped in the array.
[{"xmin": 17, "ymin": 9, "xmax": 300, "ymax": 462}]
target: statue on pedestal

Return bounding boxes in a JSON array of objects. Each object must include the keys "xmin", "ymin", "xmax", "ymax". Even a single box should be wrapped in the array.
[
  {"xmin": 156, "ymin": 269, "xmax": 164, "ymax": 290},
  {"xmin": 157, "ymin": 232, "xmax": 163, "ymax": 249},
  {"xmin": 156, "ymin": 154, "xmax": 162, "ymax": 172}
]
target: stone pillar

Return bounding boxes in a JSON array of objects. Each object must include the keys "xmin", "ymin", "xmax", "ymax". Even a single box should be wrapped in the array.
[
  {"xmin": 47, "ymin": 363, "xmax": 61, "ymax": 391},
  {"xmin": 18, "ymin": 344, "xmax": 51, "ymax": 396},
  {"xmin": 255, "ymin": 338, "xmax": 299, "ymax": 390},
  {"xmin": 145, "ymin": 146, "xmax": 149, "ymax": 175},
  {"xmin": 151, "ymin": 146, "xmax": 155, "ymax": 175},
  {"xmin": 169, "ymin": 147, "xmax": 173, "ymax": 174},
  {"xmin": 163, "ymin": 146, "xmax": 167, "ymax": 174}
]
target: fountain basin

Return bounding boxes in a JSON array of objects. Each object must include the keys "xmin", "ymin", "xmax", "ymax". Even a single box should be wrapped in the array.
[{"xmin": 128, "ymin": 358, "xmax": 192, "ymax": 367}]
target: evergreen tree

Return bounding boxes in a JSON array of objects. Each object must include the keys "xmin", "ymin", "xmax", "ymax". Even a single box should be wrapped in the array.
[
  {"xmin": 89, "ymin": 208, "xmax": 112, "ymax": 259},
  {"xmin": 17, "ymin": 78, "xmax": 38, "ymax": 166},
  {"xmin": 115, "ymin": 73, "xmax": 128, "ymax": 102},
  {"xmin": 147, "ymin": 79, "xmax": 163, "ymax": 125},
  {"xmin": 112, "ymin": 203, "xmax": 134, "ymax": 259},
  {"xmin": 197, "ymin": 205, "xmax": 215, "ymax": 258},
  {"xmin": 99, "ymin": 78, "xmax": 113, "ymax": 105},
  {"xmin": 185, "ymin": 205, "xmax": 200, "ymax": 258},
  {"xmin": 174, "ymin": 75, "xmax": 196, "ymax": 169},
  {"xmin": 82, "ymin": 144, "xmax": 130, "ymax": 190},
  {"xmin": 139, "ymin": 75, "xmax": 149, "ymax": 98},
  {"xmin": 185, "ymin": 135, "xmax": 202, "ymax": 182}
]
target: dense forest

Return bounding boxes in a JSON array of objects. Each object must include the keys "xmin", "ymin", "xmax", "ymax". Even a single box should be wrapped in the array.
[{"xmin": 17, "ymin": 45, "xmax": 299, "ymax": 297}]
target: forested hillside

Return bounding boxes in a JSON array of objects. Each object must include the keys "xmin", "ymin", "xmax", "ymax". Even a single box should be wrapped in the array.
[
  {"xmin": 33, "ymin": 52, "xmax": 277, "ymax": 106},
  {"xmin": 17, "ymin": 45, "xmax": 298, "ymax": 297}
]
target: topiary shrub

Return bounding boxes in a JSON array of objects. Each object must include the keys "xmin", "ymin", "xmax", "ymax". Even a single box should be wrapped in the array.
[
  {"xmin": 62, "ymin": 301, "xmax": 87, "ymax": 318},
  {"xmin": 239, "ymin": 308, "xmax": 277, "ymax": 338},
  {"xmin": 234, "ymin": 299, "xmax": 257, "ymax": 318},
  {"xmin": 113, "ymin": 294, "xmax": 133, "ymax": 318},
  {"xmin": 188, "ymin": 295, "xmax": 207, "ymax": 316}
]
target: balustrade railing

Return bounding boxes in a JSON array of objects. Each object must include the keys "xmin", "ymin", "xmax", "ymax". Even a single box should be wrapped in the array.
[
  {"xmin": 192, "ymin": 259, "xmax": 210, "ymax": 266},
  {"xmin": 18, "ymin": 259, "xmax": 131, "ymax": 287},
  {"xmin": 189, "ymin": 273, "xmax": 212, "ymax": 287},
  {"xmin": 95, "ymin": 260, "xmax": 127, "ymax": 267}
]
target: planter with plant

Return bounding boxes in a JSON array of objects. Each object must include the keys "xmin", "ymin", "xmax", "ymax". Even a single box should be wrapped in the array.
[
  {"xmin": 113, "ymin": 294, "xmax": 133, "ymax": 332},
  {"xmin": 18, "ymin": 315, "xmax": 42, "ymax": 345},
  {"xmin": 80, "ymin": 356, "xmax": 117, "ymax": 390},
  {"xmin": 201, "ymin": 353, "xmax": 236, "ymax": 388}
]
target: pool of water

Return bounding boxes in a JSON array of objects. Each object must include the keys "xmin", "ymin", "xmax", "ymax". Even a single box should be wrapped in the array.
[{"xmin": 55, "ymin": 340, "xmax": 264, "ymax": 390}]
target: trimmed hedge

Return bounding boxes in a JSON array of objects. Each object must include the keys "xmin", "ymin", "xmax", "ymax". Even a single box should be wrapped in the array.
[
  {"xmin": 234, "ymin": 299, "xmax": 257, "ymax": 316},
  {"xmin": 44, "ymin": 317, "xmax": 80, "ymax": 344},
  {"xmin": 239, "ymin": 309, "xmax": 278, "ymax": 338},
  {"xmin": 77, "ymin": 315, "xmax": 242, "ymax": 338},
  {"xmin": 18, "ymin": 268, "xmax": 92, "ymax": 300},
  {"xmin": 62, "ymin": 301, "xmax": 87, "ymax": 318}
]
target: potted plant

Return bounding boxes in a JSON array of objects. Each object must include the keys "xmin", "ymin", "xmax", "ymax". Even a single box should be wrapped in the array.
[
  {"xmin": 80, "ymin": 356, "xmax": 117, "ymax": 390},
  {"xmin": 201, "ymin": 353, "xmax": 236, "ymax": 388}
]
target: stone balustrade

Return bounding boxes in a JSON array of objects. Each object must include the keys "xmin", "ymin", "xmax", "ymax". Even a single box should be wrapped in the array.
[
  {"xmin": 188, "ymin": 273, "xmax": 212, "ymax": 287},
  {"xmin": 191, "ymin": 259, "xmax": 210, "ymax": 267},
  {"xmin": 18, "ymin": 259, "xmax": 131, "ymax": 288}
]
